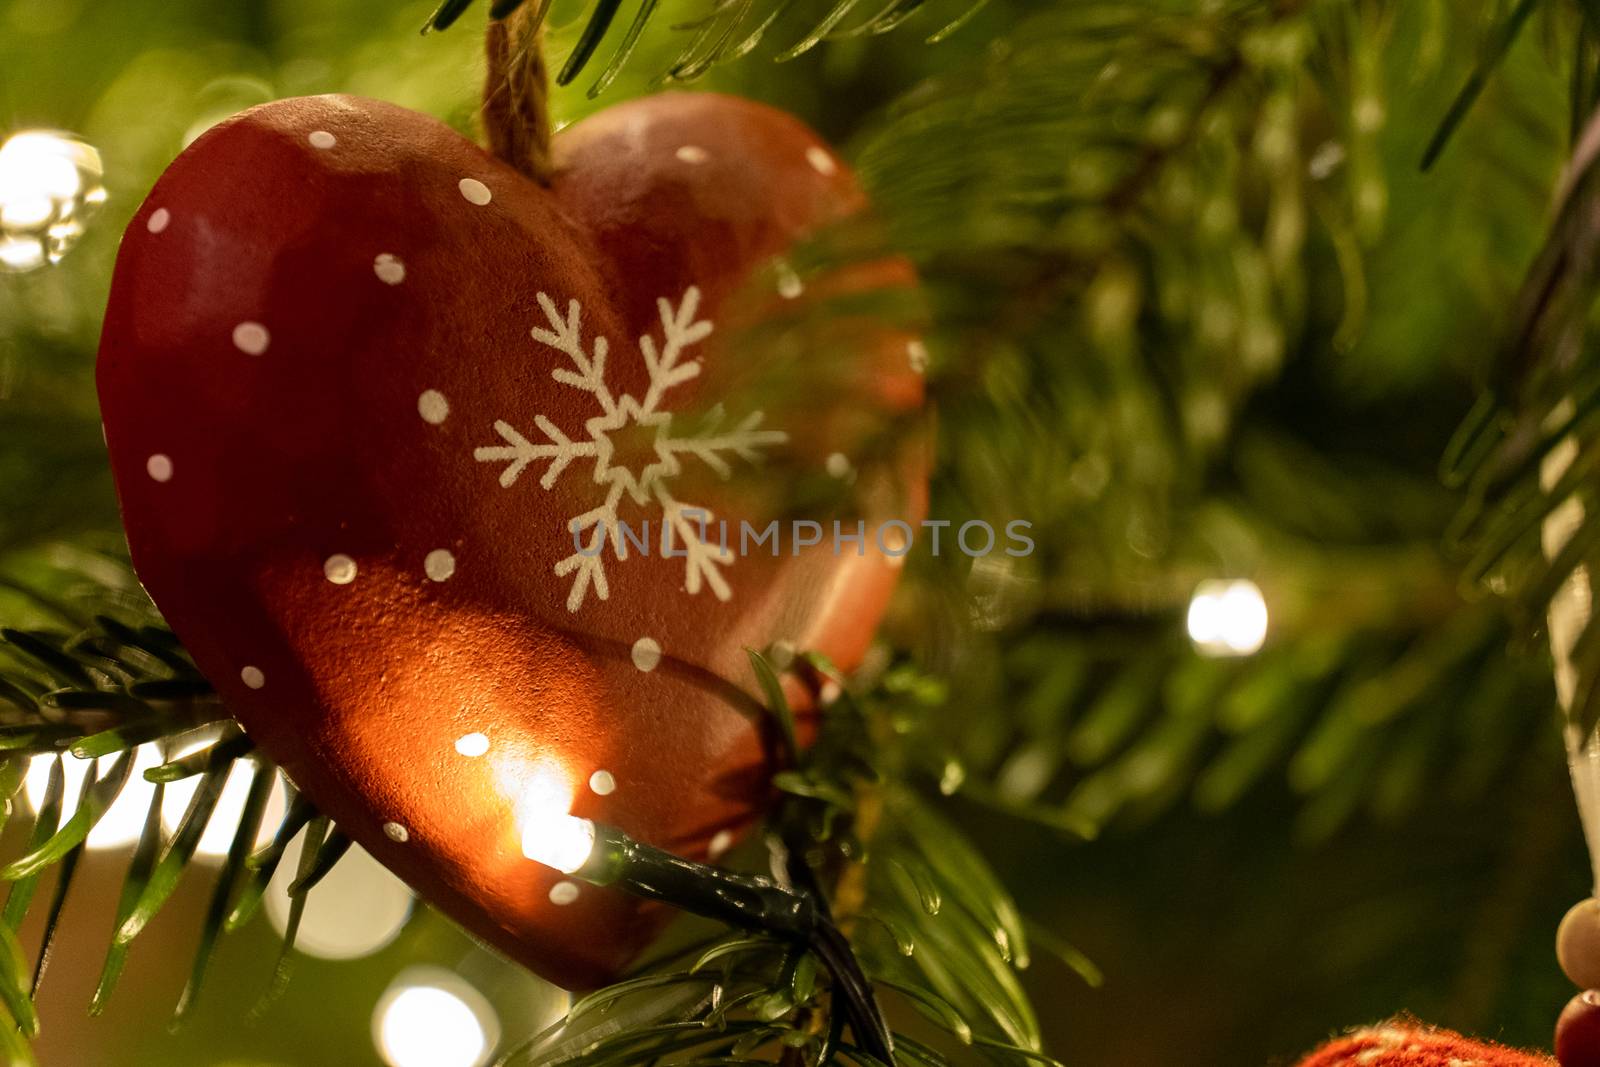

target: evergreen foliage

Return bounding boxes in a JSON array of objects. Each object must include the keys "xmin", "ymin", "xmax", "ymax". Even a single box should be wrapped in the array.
[{"xmin": 5, "ymin": 0, "xmax": 1600, "ymax": 1063}]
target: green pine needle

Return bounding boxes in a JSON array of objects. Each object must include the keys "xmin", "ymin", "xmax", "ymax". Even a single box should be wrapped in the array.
[{"xmin": 1420, "ymin": 0, "xmax": 1544, "ymax": 170}]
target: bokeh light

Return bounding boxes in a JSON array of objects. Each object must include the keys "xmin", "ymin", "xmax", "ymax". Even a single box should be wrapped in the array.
[
  {"xmin": 372, "ymin": 967, "xmax": 499, "ymax": 1067},
  {"xmin": 0, "ymin": 129, "xmax": 105, "ymax": 271},
  {"xmin": 159, "ymin": 746, "xmax": 287, "ymax": 858},
  {"xmin": 265, "ymin": 833, "xmax": 413, "ymax": 959},
  {"xmin": 24, "ymin": 745, "xmax": 161, "ymax": 849},
  {"xmin": 1186, "ymin": 578, "xmax": 1269, "ymax": 657},
  {"xmin": 26, "ymin": 744, "xmax": 292, "ymax": 856}
]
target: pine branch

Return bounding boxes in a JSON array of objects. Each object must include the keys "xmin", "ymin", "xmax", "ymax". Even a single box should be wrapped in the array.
[
  {"xmin": 0, "ymin": 571, "xmax": 330, "ymax": 1052},
  {"xmin": 0, "ymin": 560, "xmax": 1070, "ymax": 1065},
  {"xmin": 1444, "ymin": 89, "xmax": 1600, "ymax": 740},
  {"xmin": 507, "ymin": 650, "xmax": 1076, "ymax": 1065},
  {"xmin": 0, "ymin": 1, "xmax": 1584, "ymax": 1059},
  {"xmin": 518, "ymin": 652, "xmax": 1081, "ymax": 1062},
  {"xmin": 838, "ymin": 0, "xmax": 1356, "ymax": 600},
  {"xmin": 929, "ymin": 589, "xmax": 1552, "ymax": 846},
  {"xmin": 429, "ymin": 0, "xmax": 991, "ymax": 91},
  {"xmin": 1419, "ymin": 0, "xmax": 1544, "ymax": 170}
]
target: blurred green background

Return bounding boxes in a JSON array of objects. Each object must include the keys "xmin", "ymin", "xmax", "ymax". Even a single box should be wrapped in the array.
[{"xmin": 2, "ymin": 0, "xmax": 1595, "ymax": 1064}]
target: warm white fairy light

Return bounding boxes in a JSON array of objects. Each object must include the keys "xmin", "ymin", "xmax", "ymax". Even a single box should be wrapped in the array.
[
  {"xmin": 0, "ymin": 129, "xmax": 105, "ymax": 272},
  {"xmin": 521, "ymin": 812, "xmax": 596, "ymax": 875},
  {"xmin": 265, "ymin": 833, "xmax": 413, "ymax": 959},
  {"xmin": 160, "ymin": 747, "xmax": 287, "ymax": 858},
  {"xmin": 514, "ymin": 760, "xmax": 596, "ymax": 874},
  {"xmin": 373, "ymin": 967, "xmax": 499, "ymax": 1067},
  {"xmin": 1186, "ymin": 578, "xmax": 1269, "ymax": 657}
]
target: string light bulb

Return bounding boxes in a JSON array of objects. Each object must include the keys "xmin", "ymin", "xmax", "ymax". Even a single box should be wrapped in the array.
[
  {"xmin": 0, "ymin": 129, "xmax": 105, "ymax": 272},
  {"xmin": 518, "ymin": 813, "xmax": 897, "ymax": 1062},
  {"xmin": 521, "ymin": 812, "xmax": 596, "ymax": 874},
  {"xmin": 514, "ymin": 759, "xmax": 596, "ymax": 872},
  {"xmin": 1186, "ymin": 578, "xmax": 1269, "ymax": 657}
]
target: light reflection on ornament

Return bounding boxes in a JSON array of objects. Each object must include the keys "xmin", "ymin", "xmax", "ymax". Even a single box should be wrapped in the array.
[
  {"xmin": 1186, "ymin": 578, "xmax": 1269, "ymax": 657},
  {"xmin": 160, "ymin": 747, "xmax": 287, "ymax": 858},
  {"xmin": 373, "ymin": 966, "xmax": 499, "ymax": 1067},
  {"xmin": 265, "ymin": 833, "xmax": 413, "ymax": 959},
  {"xmin": 23, "ymin": 744, "xmax": 162, "ymax": 850},
  {"xmin": 0, "ymin": 130, "xmax": 105, "ymax": 272}
]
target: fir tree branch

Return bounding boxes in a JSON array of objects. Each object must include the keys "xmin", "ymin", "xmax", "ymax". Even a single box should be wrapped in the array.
[
  {"xmin": 433, "ymin": 0, "xmax": 991, "ymax": 89},
  {"xmin": 511, "ymin": 650, "xmax": 1066, "ymax": 1064},
  {"xmin": 1445, "ymin": 90, "xmax": 1600, "ymax": 740},
  {"xmin": 0, "ymin": 570, "xmax": 329, "ymax": 1053}
]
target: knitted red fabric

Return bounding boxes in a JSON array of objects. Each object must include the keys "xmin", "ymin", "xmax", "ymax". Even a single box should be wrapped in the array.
[{"xmin": 1295, "ymin": 1022, "xmax": 1553, "ymax": 1066}]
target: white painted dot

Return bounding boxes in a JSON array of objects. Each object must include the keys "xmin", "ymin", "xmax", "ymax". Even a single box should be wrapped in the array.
[
  {"xmin": 383, "ymin": 821, "xmax": 409, "ymax": 843},
  {"xmin": 454, "ymin": 732, "xmax": 490, "ymax": 758},
  {"xmin": 146, "ymin": 208, "xmax": 170, "ymax": 234},
  {"xmin": 424, "ymin": 549, "xmax": 456, "ymax": 582},
  {"xmin": 806, "ymin": 146, "xmax": 838, "ymax": 175},
  {"xmin": 819, "ymin": 680, "xmax": 842, "ymax": 705},
  {"xmin": 631, "ymin": 637, "xmax": 661, "ymax": 672},
  {"xmin": 776, "ymin": 262, "xmax": 803, "ymax": 300},
  {"xmin": 418, "ymin": 390, "xmax": 450, "ymax": 425},
  {"xmin": 882, "ymin": 524, "xmax": 910, "ymax": 554},
  {"xmin": 308, "ymin": 130, "xmax": 337, "ymax": 149},
  {"xmin": 907, "ymin": 339, "xmax": 929, "ymax": 373},
  {"xmin": 675, "ymin": 145, "xmax": 709, "ymax": 164},
  {"xmin": 589, "ymin": 770, "xmax": 616, "ymax": 796},
  {"xmin": 324, "ymin": 554, "xmax": 358, "ymax": 585},
  {"xmin": 708, "ymin": 830, "xmax": 735, "ymax": 859},
  {"xmin": 825, "ymin": 452, "xmax": 853, "ymax": 479},
  {"xmin": 241, "ymin": 666, "xmax": 266, "ymax": 690},
  {"xmin": 233, "ymin": 322, "xmax": 270, "ymax": 356},
  {"xmin": 374, "ymin": 253, "xmax": 406, "ymax": 285},
  {"xmin": 146, "ymin": 454, "xmax": 173, "ymax": 482},
  {"xmin": 458, "ymin": 178, "xmax": 492, "ymax": 206},
  {"xmin": 549, "ymin": 881, "xmax": 580, "ymax": 905},
  {"xmin": 770, "ymin": 640, "xmax": 796, "ymax": 669}
]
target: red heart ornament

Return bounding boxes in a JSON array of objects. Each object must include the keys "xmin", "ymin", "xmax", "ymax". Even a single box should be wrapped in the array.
[
  {"xmin": 96, "ymin": 92, "xmax": 924, "ymax": 989},
  {"xmin": 1296, "ymin": 1023, "xmax": 1553, "ymax": 1067}
]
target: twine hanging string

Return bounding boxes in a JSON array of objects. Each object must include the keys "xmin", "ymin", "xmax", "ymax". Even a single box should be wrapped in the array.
[{"xmin": 483, "ymin": 3, "xmax": 555, "ymax": 184}]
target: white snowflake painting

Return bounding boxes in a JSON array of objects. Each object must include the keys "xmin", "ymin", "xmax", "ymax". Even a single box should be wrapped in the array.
[{"xmin": 474, "ymin": 287, "xmax": 786, "ymax": 612}]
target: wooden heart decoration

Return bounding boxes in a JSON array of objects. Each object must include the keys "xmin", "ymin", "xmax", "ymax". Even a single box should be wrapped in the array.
[
  {"xmin": 1295, "ymin": 1023, "xmax": 1553, "ymax": 1067},
  {"xmin": 96, "ymin": 91, "xmax": 925, "ymax": 989}
]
